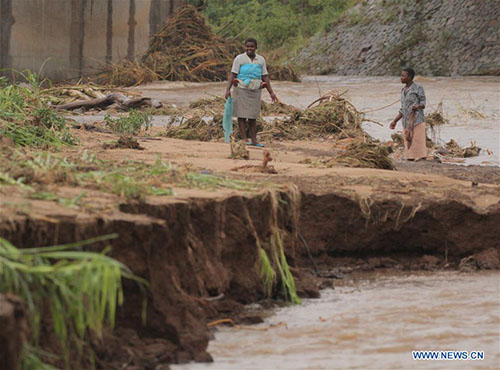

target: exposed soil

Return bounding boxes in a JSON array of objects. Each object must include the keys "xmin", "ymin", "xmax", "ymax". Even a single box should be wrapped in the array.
[
  {"xmin": 0, "ymin": 294, "xmax": 27, "ymax": 370},
  {"xmin": 394, "ymin": 159, "xmax": 500, "ymax": 185}
]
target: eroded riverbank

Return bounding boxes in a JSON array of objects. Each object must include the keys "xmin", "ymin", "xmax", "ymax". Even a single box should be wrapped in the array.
[{"xmin": 1, "ymin": 156, "xmax": 499, "ymax": 367}]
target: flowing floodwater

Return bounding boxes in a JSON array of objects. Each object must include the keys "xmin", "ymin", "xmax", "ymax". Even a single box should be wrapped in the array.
[
  {"xmin": 174, "ymin": 271, "xmax": 500, "ymax": 369},
  {"xmin": 131, "ymin": 75, "xmax": 500, "ymax": 166}
]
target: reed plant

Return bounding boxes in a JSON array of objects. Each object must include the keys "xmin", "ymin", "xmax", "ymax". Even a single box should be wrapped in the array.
[
  {"xmin": 258, "ymin": 245, "xmax": 276, "ymax": 298},
  {"xmin": 251, "ymin": 189, "xmax": 301, "ymax": 304},
  {"xmin": 0, "ymin": 234, "xmax": 148, "ymax": 368}
]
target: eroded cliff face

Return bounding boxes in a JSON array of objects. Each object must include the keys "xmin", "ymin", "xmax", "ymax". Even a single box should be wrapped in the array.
[{"xmin": 295, "ymin": 0, "xmax": 500, "ymax": 76}]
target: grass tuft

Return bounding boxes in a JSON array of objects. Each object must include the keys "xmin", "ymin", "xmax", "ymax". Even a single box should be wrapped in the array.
[
  {"xmin": 104, "ymin": 111, "xmax": 152, "ymax": 135},
  {"xmin": 259, "ymin": 246, "xmax": 276, "ymax": 298}
]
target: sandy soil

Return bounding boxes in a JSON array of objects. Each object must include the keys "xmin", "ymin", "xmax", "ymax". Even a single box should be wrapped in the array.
[{"xmin": 68, "ymin": 127, "xmax": 500, "ymax": 208}]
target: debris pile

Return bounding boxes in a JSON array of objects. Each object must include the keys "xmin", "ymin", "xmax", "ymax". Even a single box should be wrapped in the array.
[
  {"xmin": 42, "ymin": 85, "xmax": 162, "ymax": 112},
  {"xmin": 102, "ymin": 136, "xmax": 144, "ymax": 150},
  {"xmin": 325, "ymin": 141, "xmax": 394, "ymax": 170},
  {"xmin": 162, "ymin": 116, "xmax": 224, "ymax": 141},
  {"xmin": 444, "ymin": 139, "xmax": 481, "ymax": 158},
  {"xmin": 263, "ymin": 92, "xmax": 363, "ymax": 141},
  {"xmin": 93, "ymin": 5, "xmax": 300, "ymax": 86},
  {"xmin": 164, "ymin": 91, "xmax": 365, "ymax": 142}
]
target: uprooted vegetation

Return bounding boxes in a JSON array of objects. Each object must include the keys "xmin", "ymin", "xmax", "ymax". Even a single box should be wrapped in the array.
[
  {"xmin": 93, "ymin": 5, "xmax": 300, "ymax": 87},
  {"xmin": 0, "ymin": 74, "xmax": 77, "ymax": 149},
  {"xmin": 302, "ymin": 141, "xmax": 394, "ymax": 170},
  {"xmin": 164, "ymin": 92, "xmax": 364, "ymax": 142},
  {"xmin": 163, "ymin": 91, "xmax": 394, "ymax": 170},
  {"xmin": 444, "ymin": 139, "xmax": 481, "ymax": 158}
]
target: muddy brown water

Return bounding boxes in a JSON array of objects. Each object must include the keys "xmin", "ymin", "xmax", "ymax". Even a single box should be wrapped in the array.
[
  {"xmin": 131, "ymin": 76, "xmax": 500, "ymax": 166},
  {"xmin": 174, "ymin": 271, "xmax": 500, "ymax": 369}
]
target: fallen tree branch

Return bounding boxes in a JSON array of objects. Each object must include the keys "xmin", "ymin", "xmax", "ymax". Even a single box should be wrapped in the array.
[{"xmin": 53, "ymin": 93, "xmax": 162, "ymax": 111}]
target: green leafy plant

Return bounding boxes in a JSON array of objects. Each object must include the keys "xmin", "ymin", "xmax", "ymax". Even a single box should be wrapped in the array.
[
  {"xmin": 0, "ymin": 234, "xmax": 148, "ymax": 368},
  {"xmin": 104, "ymin": 111, "xmax": 152, "ymax": 135},
  {"xmin": 194, "ymin": 0, "xmax": 354, "ymax": 57},
  {"xmin": 272, "ymin": 230, "xmax": 301, "ymax": 304},
  {"xmin": 0, "ymin": 72, "xmax": 75, "ymax": 149},
  {"xmin": 258, "ymin": 246, "xmax": 276, "ymax": 298}
]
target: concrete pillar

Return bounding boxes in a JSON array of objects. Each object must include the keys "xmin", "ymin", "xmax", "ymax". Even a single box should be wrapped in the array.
[{"xmin": 0, "ymin": 0, "xmax": 14, "ymax": 71}]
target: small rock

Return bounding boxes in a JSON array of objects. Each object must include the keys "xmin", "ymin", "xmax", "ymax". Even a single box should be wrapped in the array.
[
  {"xmin": 0, "ymin": 134, "xmax": 15, "ymax": 148},
  {"xmin": 459, "ymin": 256, "xmax": 478, "ymax": 272},
  {"xmin": 421, "ymin": 255, "xmax": 441, "ymax": 268},
  {"xmin": 474, "ymin": 248, "xmax": 500, "ymax": 269},
  {"xmin": 318, "ymin": 279, "xmax": 335, "ymax": 290}
]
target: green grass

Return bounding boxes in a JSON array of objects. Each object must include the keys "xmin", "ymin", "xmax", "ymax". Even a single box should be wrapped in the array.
[
  {"xmin": 0, "ymin": 234, "xmax": 148, "ymax": 368},
  {"xmin": 30, "ymin": 191, "xmax": 87, "ymax": 208},
  {"xmin": 0, "ymin": 73, "xmax": 76, "ymax": 149},
  {"xmin": 0, "ymin": 150, "xmax": 260, "ymax": 205},
  {"xmin": 104, "ymin": 111, "xmax": 152, "ymax": 135},
  {"xmin": 259, "ymin": 246, "xmax": 276, "ymax": 298},
  {"xmin": 272, "ymin": 230, "xmax": 301, "ymax": 304}
]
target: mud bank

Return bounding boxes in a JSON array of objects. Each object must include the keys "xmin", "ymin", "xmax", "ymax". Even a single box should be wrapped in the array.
[{"xmin": 1, "ymin": 184, "xmax": 499, "ymax": 368}]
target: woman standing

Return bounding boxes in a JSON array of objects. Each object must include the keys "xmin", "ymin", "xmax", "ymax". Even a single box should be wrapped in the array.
[
  {"xmin": 224, "ymin": 38, "xmax": 278, "ymax": 147},
  {"xmin": 390, "ymin": 68, "xmax": 427, "ymax": 160}
]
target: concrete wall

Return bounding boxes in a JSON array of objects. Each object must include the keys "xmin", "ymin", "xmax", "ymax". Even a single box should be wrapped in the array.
[{"xmin": 0, "ymin": 0, "xmax": 184, "ymax": 81}]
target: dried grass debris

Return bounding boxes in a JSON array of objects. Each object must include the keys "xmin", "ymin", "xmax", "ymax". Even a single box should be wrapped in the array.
[
  {"xmin": 92, "ymin": 5, "xmax": 300, "ymax": 86},
  {"xmin": 317, "ymin": 141, "xmax": 394, "ymax": 170},
  {"xmin": 445, "ymin": 139, "xmax": 481, "ymax": 158}
]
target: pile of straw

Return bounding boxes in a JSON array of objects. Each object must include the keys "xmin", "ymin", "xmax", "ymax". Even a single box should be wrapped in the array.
[
  {"xmin": 445, "ymin": 139, "xmax": 481, "ymax": 158},
  {"xmin": 324, "ymin": 141, "xmax": 394, "ymax": 170},
  {"xmin": 94, "ymin": 5, "xmax": 300, "ymax": 86},
  {"xmin": 259, "ymin": 92, "xmax": 364, "ymax": 141},
  {"xmin": 163, "ymin": 92, "xmax": 365, "ymax": 142},
  {"xmin": 142, "ymin": 6, "xmax": 241, "ymax": 82}
]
